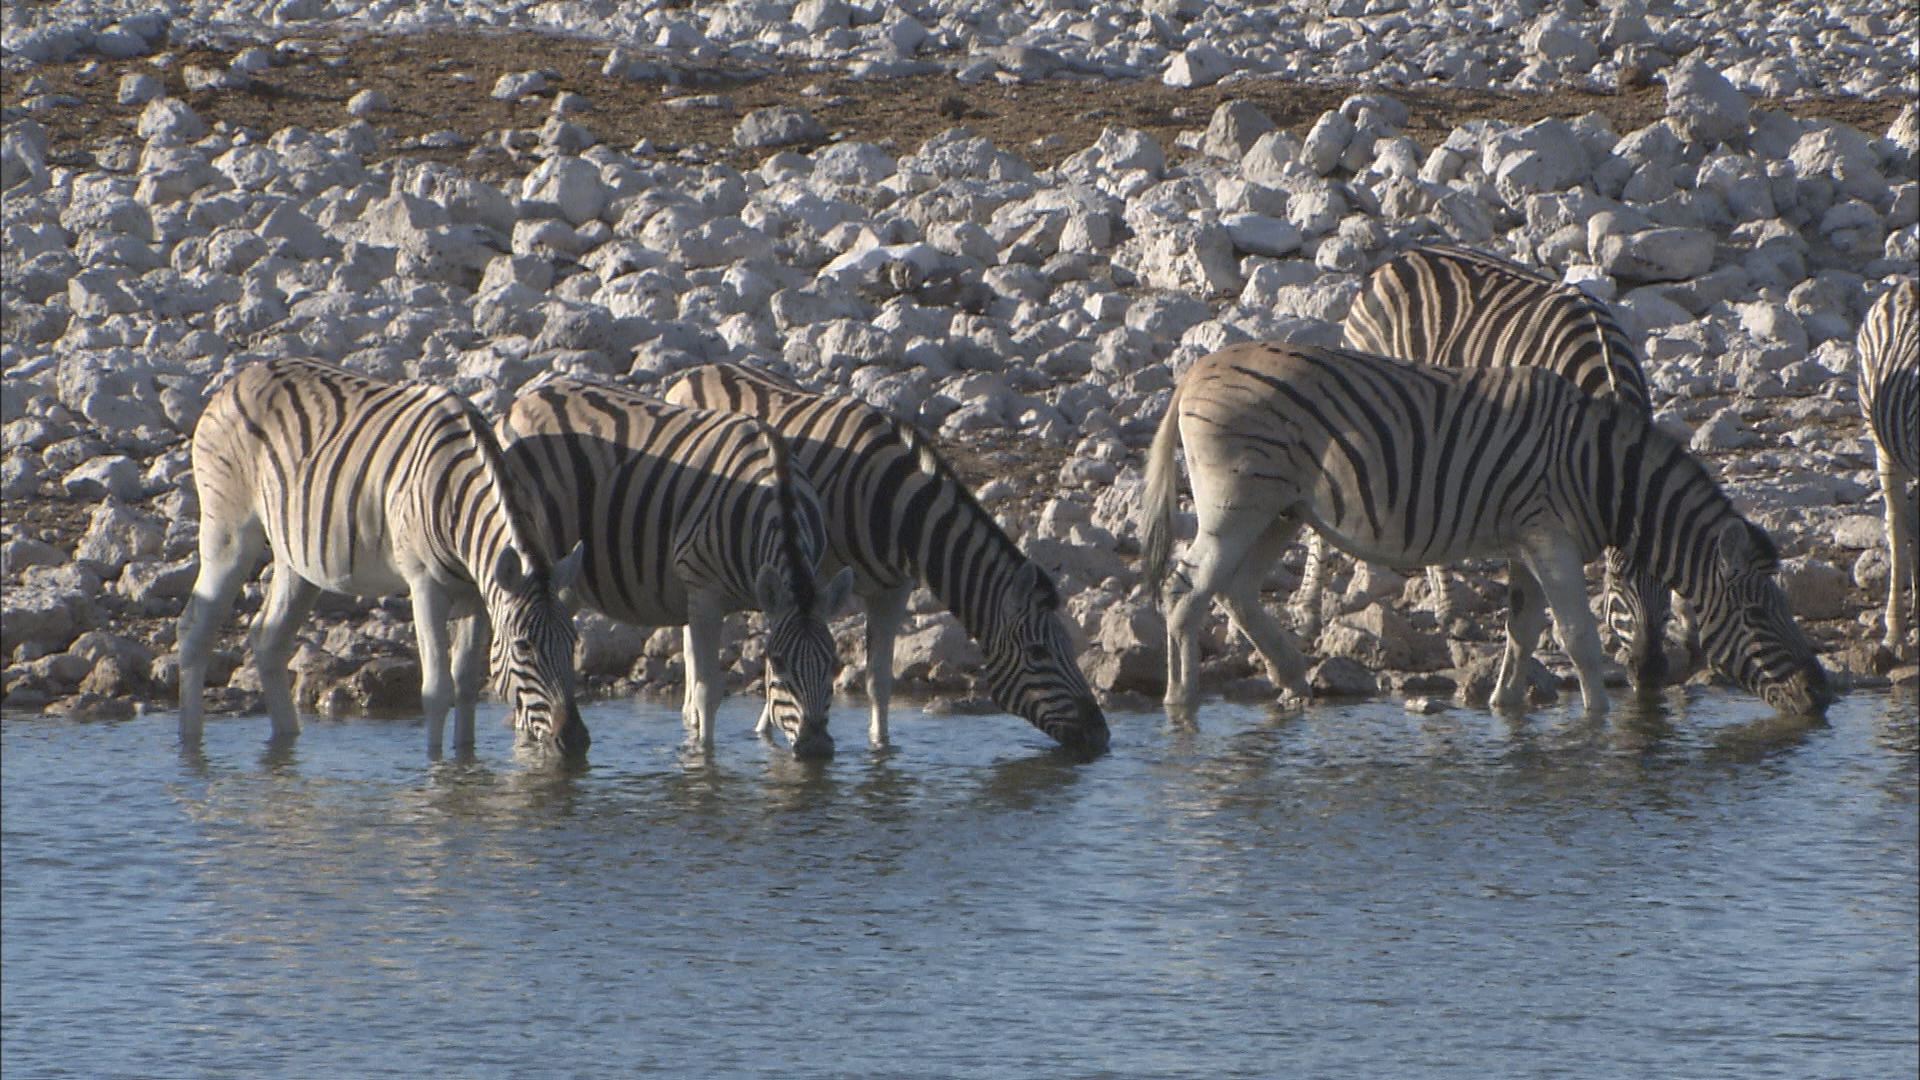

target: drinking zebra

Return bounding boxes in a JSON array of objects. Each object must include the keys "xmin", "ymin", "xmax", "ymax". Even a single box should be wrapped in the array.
[
  {"xmin": 1140, "ymin": 342, "xmax": 1832, "ymax": 719},
  {"xmin": 1303, "ymin": 243, "xmax": 1676, "ymax": 689},
  {"xmin": 1856, "ymin": 277, "xmax": 1918, "ymax": 657},
  {"xmin": 178, "ymin": 357, "xmax": 588, "ymax": 754},
  {"xmin": 500, "ymin": 377, "xmax": 853, "ymax": 758},
  {"xmin": 664, "ymin": 362, "xmax": 1110, "ymax": 755}
]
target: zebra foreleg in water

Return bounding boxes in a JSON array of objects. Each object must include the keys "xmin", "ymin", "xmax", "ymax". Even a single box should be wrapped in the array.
[{"xmin": 1857, "ymin": 277, "xmax": 1919, "ymax": 659}]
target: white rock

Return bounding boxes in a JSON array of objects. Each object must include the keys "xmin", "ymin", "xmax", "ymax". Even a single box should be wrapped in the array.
[
  {"xmin": 492, "ymin": 70, "xmax": 549, "ymax": 101},
  {"xmin": 1595, "ymin": 226, "xmax": 1716, "ymax": 284},
  {"xmin": 62, "ymin": 456, "xmax": 143, "ymax": 501},
  {"xmin": 1664, "ymin": 57, "xmax": 1751, "ymax": 146},
  {"xmin": 734, "ymin": 106, "xmax": 826, "ymax": 150},
  {"xmin": 1164, "ymin": 43, "xmax": 1233, "ymax": 89},
  {"xmin": 347, "ymin": 89, "xmax": 390, "ymax": 117},
  {"xmin": 1690, "ymin": 407, "xmax": 1758, "ymax": 453},
  {"xmin": 73, "ymin": 502, "xmax": 164, "ymax": 570},
  {"xmin": 1203, "ymin": 100, "xmax": 1276, "ymax": 160},
  {"xmin": 1301, "ymin": 110, "xmax": 1356, "ymax": 176},
  {"xmin": 521, "ymin": 156, "xmax": 609, "ymax": 226},
  {"xmin": 116, "ymin": 72, "xmax": 162, "ymax": 106},
  {"xmin": 136, "ymin": 98, "xmax": 206, "ymax": 142},
  {"xmin": 1224, "ymin": 213, "xmax": 1303, "ymax": 257}
]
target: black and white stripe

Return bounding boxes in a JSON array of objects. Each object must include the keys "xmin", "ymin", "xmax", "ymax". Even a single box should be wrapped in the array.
[
  {"xmin": 179, "ymin": 357, "xmax": 586, "ymax": 754},
  {"xmin": 1857, "ymin": 277, "xmax": 1918, "ymax": 656},
  {"xmin": 665, "ymin": 362, "xmax": 1109, "ymax": 754},
  {"xmin": 1140, "ymin": 342, "xmax": 1832, "ymax": 719},
  {"xmin": 501, "ymin": 377, "xmax": 851, "ymax": 758},
  {"xmin": 1324, "ymin": 243, "xmax": 1676, "ymax": 688}
]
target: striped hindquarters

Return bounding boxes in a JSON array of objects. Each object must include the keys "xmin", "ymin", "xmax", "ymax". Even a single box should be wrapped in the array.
[
  {"xmin": 1858, "ymin": 277, "xmax": 1920, "ymax": 479},
  {"xmin": 1343, "ymin": 243, "xmax": 1650, "ymax": 412}
]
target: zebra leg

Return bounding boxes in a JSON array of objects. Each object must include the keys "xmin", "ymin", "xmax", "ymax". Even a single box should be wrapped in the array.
[
  {"xmin": 177, "ymin": 519, "xmax": 266, "ymax": 740},
  {"xmin": 681, "ymin": 599, "xmax": 726, "ymax": 747},
  {"xmin": 251, "ymin": 561, "xmax": 320, "ymax": 738},
  {"xmin": 1427, "ymin": 566, "xmax": 1456, "ymax": 629},
  {"xmin": 1490, "ymin": 564, "xmax": 1549, "ymax": 714},
  {"xmin": 862, "ymin": 585, "xmax": 911, "ymax": 747},
  {"xmin": 1219, "ymin": 520, "xmax": 1312, "ymax": 703},
  {"xmin": 1881, "ymin": 451, "xmax": 1915, "ymax": 655},
  {"xmin": 409, "ymin": 583, "xmax": 457, "ymax": 756},
  {"xmin": 1527, "ymin": 541, "xmax": 1610, "ymax": 718},
  {"xmin": 1290, "ymin": 533, "xmax": 1329, "ymax": 638},
  {"xmin": 450, "ymin": 614, "xmax": 490, "ymax": 752},
  {"xmin": 1165, "ymin": 511, "xmax": 1273, "ymax": 716}
]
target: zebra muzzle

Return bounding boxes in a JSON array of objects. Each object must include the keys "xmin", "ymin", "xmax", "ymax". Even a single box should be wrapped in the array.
[{"xmin": 790, "ymin": 724, "xmax": 835, "ymax": 759}]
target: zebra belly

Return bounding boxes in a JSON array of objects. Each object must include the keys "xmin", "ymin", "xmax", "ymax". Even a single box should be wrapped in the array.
[{"xmin": 1304, "ymin": 508, "xmax": 1524, "ymax": 570}]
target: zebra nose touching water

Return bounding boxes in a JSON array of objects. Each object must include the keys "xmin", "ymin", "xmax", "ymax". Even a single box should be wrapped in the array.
[
  {"xmin": 500, "ymin": 377, "xmax": 852, "ymax": 759},
  {"xmin": 664, "ymin": 361, "xmax": 1110, "ymax": 756},
  {"xmin": 177, "ymin": 358, "xmax": 589, "ymax": 755},
  {"xmin": 1140, "ymin": 341, "xmax": 1833, "ymax": 722}
]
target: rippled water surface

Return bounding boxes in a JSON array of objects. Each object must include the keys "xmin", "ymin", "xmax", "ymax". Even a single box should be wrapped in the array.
[{"xmin": 4, "ymin": 689, "xmax": 1916, "ymax": 1079}]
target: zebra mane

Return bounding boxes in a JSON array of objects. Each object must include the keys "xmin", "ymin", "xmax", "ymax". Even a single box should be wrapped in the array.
[
  {"xmin": 889, "ymin": 413, "xmax": 1055, "ymax": 602},
  {"xmin": 756, "ymin": 420, "xmax": 819, "ymax": 610},
  {"xmin": 448, "ymin": 391, "xmax": 551, "ymax": 575},
  {"xmin": 1594, "ymin": 397, "xmax": 1747, "ymax": 569}
]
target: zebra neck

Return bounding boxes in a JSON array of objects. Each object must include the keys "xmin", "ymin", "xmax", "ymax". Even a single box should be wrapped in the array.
[
  {"xmin": 906, "ymin": 501, "xmax": 1021, "ymax": 643},
  {"xmin": 1603, "ymin": 426, "xmax": 1731, "ymax": 608}
]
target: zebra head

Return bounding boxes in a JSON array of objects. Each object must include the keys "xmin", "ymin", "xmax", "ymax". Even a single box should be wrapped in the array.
[
  {"xmin": 755, "ymin": 563, "xmax": 854, "ymax": 759},
  {"xmin": 1692, "ymin": 519, "xmax": 1833, "ymax": 716},
  {"xmin": 490, "ymin": 541, "xmax": 589, "ymax": 754},
  {"xmin": 983, "ymin": 562, "xmax": 1110, "ymax": 756}
]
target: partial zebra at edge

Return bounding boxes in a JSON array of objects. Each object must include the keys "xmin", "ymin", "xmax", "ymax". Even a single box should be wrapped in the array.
[{"xmin": 1857, "ymin": 276, "xmax": 1919, "ymax": 656}]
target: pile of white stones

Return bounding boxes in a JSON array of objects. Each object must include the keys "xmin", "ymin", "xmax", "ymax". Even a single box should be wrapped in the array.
[
  {"xmin": 6, "ymin": 0, "xmax": 1918, "ymax": 101},
  {"xmin": 3, "ymin": 2, "xmax": 1917, "ymax": 715}
]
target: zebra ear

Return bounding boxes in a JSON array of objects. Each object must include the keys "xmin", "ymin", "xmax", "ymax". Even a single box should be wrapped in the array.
[
  {"xmin": 551, "ymin": 541, "xmax": 585, "ymax": 593},
  {"xmin": 820, "ymin": 566, "xmax": 854, "ymax": 615},
  {"xmin": 494, "ymin": 545, "xmax": 526, "ymax": 591},
  {"xmin": 1714, "ymin": 519, "xmax": 1770, "ymax": 575},
  {"xmin": 755, "ymin": 563, "xmax": 792, "ymax": 612},
  {"xmin": 1005, "ymin": 561, "xmax": 1052, "ymax": 614}
]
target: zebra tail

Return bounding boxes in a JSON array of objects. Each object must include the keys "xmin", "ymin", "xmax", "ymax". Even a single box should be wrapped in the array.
[{"xmin": 1140, "ymin": 381, "xmax": 1186, "ymax": 608}]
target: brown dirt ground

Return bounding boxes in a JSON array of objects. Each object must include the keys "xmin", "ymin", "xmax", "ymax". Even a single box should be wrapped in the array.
[{"xmin": 13, "ymin": 28, "xmax": 1910, "ymax": 183}]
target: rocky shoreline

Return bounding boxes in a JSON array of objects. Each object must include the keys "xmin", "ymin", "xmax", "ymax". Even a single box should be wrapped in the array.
[{"xmin": 4, "ymin": 2, "xmax": 1917, "ymax": 730}]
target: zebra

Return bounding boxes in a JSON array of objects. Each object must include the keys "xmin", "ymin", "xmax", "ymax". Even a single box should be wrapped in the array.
[
  {"xmin": 500, "ymin": 377, "xmax": 853, "ymax": 758},
  {"xmin": 1856, "ymin": 277, "xmax": 1919, "ymax": 658},
  {"xmin": 1301, "ymin": 242, "xmax": 1678, "ymax": 690},
  {"xmin": 178, "ymin": 357, "xmax": 588, "ymax": 755},
  {"xmin": 1139, "ymin": 342, "xmax": 1832, "ymax": 720},
  {"xmin": 663, "ymin": 362, "xmax": 1110, "ymax": 755}
]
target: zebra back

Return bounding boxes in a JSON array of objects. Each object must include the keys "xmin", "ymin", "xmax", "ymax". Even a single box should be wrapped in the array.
[
  {"xmin": 664, "ymin": 362, "xmax": 1049, "ymax": 634},
  {"xmin": 198, "ymin": 357, "xmax": 556, "ymax": 603},
  {"xmin": 1858, "ymin": 277, "xmax": 1920, "ymax": 478},
  {"xmin": 1343, "ymin": 243, "xmax": 1650, "ymax": 412},
  {"xmin": 502, "ymin": 377, "xmax": 826, "ymax": 622}
]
